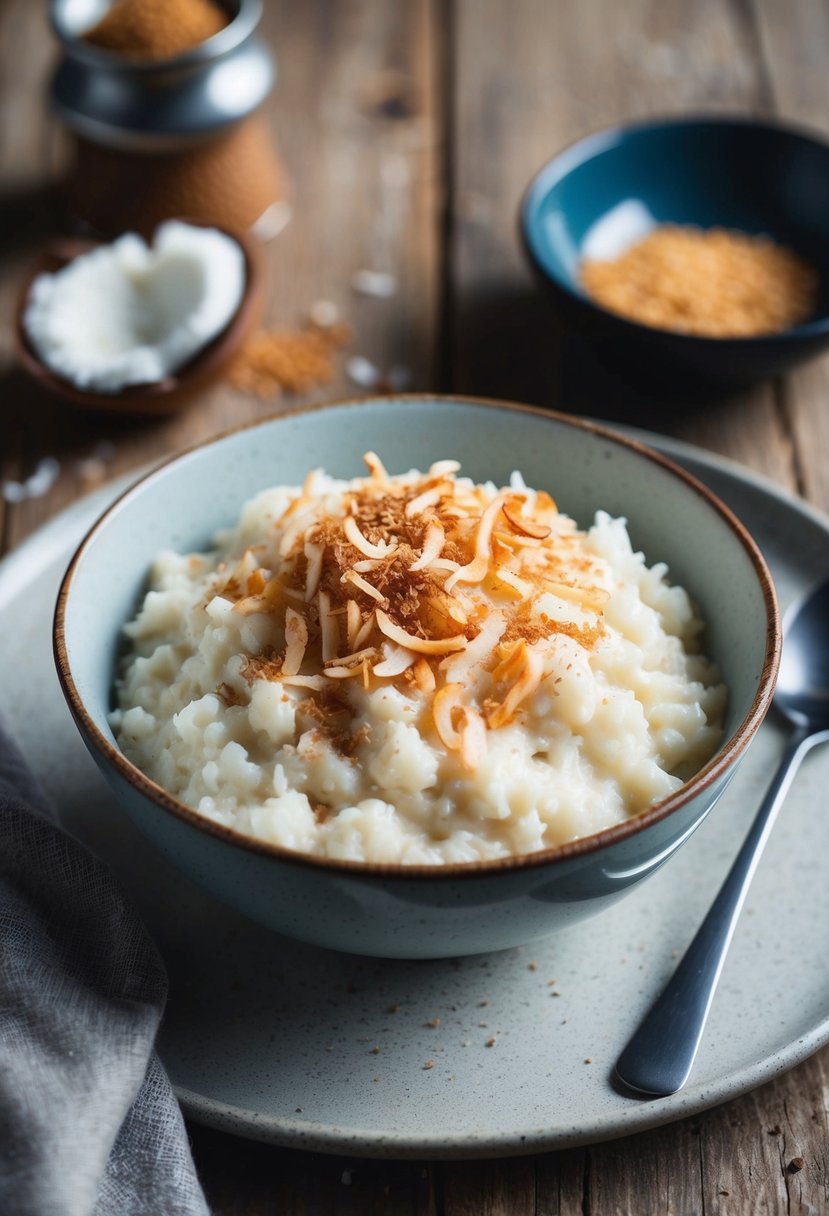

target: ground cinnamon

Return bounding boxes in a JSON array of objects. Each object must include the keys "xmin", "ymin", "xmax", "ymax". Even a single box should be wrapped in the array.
[
  {"xmin": 84, "ymin": 0, "xmax": 228, "ymax": 59},
  {"xmin": 229, "ymin": 320, "xmax": 353, "ymax": 398},
  {"xmin": 581, "ymin": 225, "xmax": 817, "ymax": 338}
]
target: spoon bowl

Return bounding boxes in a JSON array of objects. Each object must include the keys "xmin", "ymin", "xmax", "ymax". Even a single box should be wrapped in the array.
[
  {"xmin": 776, "ymin": 577, "xmax": 829, "ymax": 728},
  {"xmin": 616, "ymin": 573, "xmax": 829, "ymax": 1097}
]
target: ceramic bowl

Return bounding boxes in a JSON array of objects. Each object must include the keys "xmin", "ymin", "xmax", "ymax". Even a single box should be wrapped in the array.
[
  {"xmin": 15, "ymin": 221, "xmax": 262, "ymax": 415},
  {"xmin": 54, "ymin": 396, "xmax": 780, "ymax": 958},
  {"xmin": 521, "ymin": 116, "xmax": 829, "ymax": 387}
]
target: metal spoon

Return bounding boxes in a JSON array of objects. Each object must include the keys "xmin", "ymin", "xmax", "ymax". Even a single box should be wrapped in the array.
[{"xmin": 615, "ymin": 575, "xmax": 829, "ymax": 1097}]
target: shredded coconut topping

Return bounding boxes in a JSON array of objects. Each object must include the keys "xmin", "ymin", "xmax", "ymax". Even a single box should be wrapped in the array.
[{"xmin": 212, "ymin": 455, "xmax": 612, "ymax": 762}]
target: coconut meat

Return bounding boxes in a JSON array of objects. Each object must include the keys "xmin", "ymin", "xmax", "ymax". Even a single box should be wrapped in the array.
[{"xmin": 24, "ymin": 220, "xmax": 246, "ymax": 393}]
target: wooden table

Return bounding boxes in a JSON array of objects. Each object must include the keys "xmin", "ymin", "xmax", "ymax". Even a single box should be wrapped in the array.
[{"xmin": 2, "ymin": 1, "xmax": 828, "ymax": 1211}]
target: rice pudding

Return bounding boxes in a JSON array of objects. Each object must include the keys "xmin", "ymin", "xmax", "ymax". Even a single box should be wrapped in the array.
[{"xmin": 111, "ymin": 454, "xmax": 727, "ymax": 863}]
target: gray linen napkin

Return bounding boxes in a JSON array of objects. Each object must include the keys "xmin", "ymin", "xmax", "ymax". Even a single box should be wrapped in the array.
[{"xmin": 0, "ymin": 719, "xmax": 209, "ymax": 1216}]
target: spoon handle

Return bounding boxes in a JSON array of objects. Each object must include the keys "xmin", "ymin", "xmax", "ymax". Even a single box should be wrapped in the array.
[{"xmin": 615, "ymin": 725, "xmax": 816, "ymax": 1097}]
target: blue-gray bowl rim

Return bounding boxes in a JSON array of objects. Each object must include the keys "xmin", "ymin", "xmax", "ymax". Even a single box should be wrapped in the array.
[
  {"xmin": 519, "ymin": 112, "xmax": 829, "ymax": 345},
  {"xmin": 53, "ymin": 393, "xmax": 782, "ymax": 880}
]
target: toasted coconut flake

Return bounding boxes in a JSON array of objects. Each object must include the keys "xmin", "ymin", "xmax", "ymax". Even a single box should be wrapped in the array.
[
  {"xmin": 343, "ymin": 570, "xmax": 388, "ymax": 605},
  {"xmin": 459, "ymin": 706, "xmax": 487, "ymax": 770},
  {"xmin": 492, "ymin": 639, "xmax": 528, "ymax": 685},
  {"xmin": 488, "ymin": 646, "xmax": 544, "ymax": 729},
  {"xmin": 373, "ymin": 643, "xmax": 416, "ymax": 678},
  {"xmin": 364, "ymin": 451, "xmax": 389, "ymax": 482},
  {"xmin": 413, "ymin": 658, "xmax": 436, "ymax": 692},
  {"xmin": 445, "ymin": 494, "xmax": 508, "ymax": 591},
  {"xmin": 247, "ymin": 568, "xmax": 267, "ymax": 596},
  {"xmin": 283, "ymin": 607, "xmax": 308, "ymax": 676},
  {"xmin": 304, "ymin": 540, "xmax": 323, "ymax": 601},
  {"xmin": 325, "ymin": 664, "xmax": 366, "ymax": 679},
  {"xmin": 319, "ymin": 591, "xmax": 340, "ymax": 661},
  {"xmin": 353, "ymin": 609, "xmax": 376, "ymax": 650},
  {"xmin": 353, "ymin": 558, "xmax": 383, "ymax": 573},
  {"xmin": 346, "ymin": 600, "xmax": 362, "ymax": 650},
  {"xmin": 429, "ymin": 459, "xmax": 461, "ymax": 477},
  {"xmin": 233, "ymin": 594, "xmax": 268, "ymax": 616},
  {"xmin": 280, "ymin": 674, "xmax": 326, "ymax": 690},
  {"xmin": 502, "ymin": 500, "xmax": 552, "ymax": 539},
  {"xmin": 344, "ymin": 514, "xmax": 398, "ymax": 559},
  {"xmin": 546, "ymin": 581, "xmax": 610, "ymax": 612},
  {"xmin": 494, "ymin": 568, "xmax": 534, "ymax": 598},
  {"xmin": 324, "ymin": 646, "xmax": 378, "ymax": 668},
  {"xmin": 442, "ymin": 610, "xmax": 506, "ymax": 683},
  {"xmin": 406, "ymin": 480, "xmax": 452, "ymax": 518},
  {"xmin": 410, "ymin": 519, "xmax": 445, "ymax": 571},
  {"xmin": 376, "ymin": 609, "xmax": 466, "ymax": 655},
  {"xmin": 433, "ymin": 683, "xmax": 464, "ymax": 750},
  {"xmin": 493, "ymin": 529, "xmax": 544, "ymax": 550}
]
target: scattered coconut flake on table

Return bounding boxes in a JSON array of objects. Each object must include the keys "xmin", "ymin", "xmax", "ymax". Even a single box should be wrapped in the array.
[
  {"xmin": 308, "ymin": 299, "xmax": 340, "ymax": 329},
  {"xmin": 351, "ymin": 269, "xmax": 397, "ymax": 298},
  {"xmin": 250, "ymin": 200, "xmax": 293, "ymax": 242},
  {"xmin": 23, "ymin": 221, "xmax": 246, "ymax": 393},
  {"xmin": 345, "ymin": 354, "xmax": 381, "ymax": 389},
  {"xmin": 2, "ymin": 456, "xmax": 60, "ymax": 503}
]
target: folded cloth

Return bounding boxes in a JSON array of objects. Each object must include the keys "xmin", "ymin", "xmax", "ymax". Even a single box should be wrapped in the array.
[{"xmin": 0, "ymin": 719, "xmax": 209, "ymax": 1216}]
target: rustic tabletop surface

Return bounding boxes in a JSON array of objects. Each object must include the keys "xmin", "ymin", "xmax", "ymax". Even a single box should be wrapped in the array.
[{"xmin": 2, "ymin": 1, "xmax": 828, "ymax": 1212}]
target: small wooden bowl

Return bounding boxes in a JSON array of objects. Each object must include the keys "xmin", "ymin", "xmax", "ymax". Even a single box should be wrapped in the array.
[{"xmin": 15, "ymin": 220, "xmax": 263, "ymax": 416}]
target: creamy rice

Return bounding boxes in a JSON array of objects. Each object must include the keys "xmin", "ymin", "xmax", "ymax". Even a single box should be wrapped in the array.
[{"xmin": 111, "ymin": 456, "xmax": 726, "ymax": 864}]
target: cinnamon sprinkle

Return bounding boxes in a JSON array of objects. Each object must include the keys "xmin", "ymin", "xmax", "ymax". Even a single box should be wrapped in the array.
[{"xmin": 219, "ymin": 455, "xmax": 609, "ymax": 762}]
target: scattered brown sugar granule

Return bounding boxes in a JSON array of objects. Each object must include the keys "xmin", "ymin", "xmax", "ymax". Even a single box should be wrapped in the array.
[
  {"xmin": 787, "ymin": 1157, "xmax": 805, "ymax": 1173},
  {"xmin": 84, "ymin": 0, "xmax": 227, "ymax": 59},
  {"xmin": 584, "ymin": 1057, "xmax": 593, "ymax": 1064},
  {"xmin": 485, "ymin": 1037, "xmax": 496, "ymax": 1048},
  {"xmin": 581, "ymin": 225, "xmax": 818, "ymax": 338},
  {"xmin": 387, "ymin": 1003, "xmax": 400, "ymax": 1014},
  {"xmin": 229, "ymin": 320, "xmax": 353, "ymax": 398},
  {"xmin": 422, "ymin": 1060, "xmax": 434, "ymax": 1070},
  {"xmin": 425, "ymin": 1018, "xmax": 441, "ymax": 1029},
  {"xmin": 370, "ymin": 1045, "xmax": 381, "ymax": 1055}
]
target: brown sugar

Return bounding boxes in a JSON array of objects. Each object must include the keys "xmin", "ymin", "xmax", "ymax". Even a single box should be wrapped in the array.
[
  {"xmin": 581, "ymin": 224, "xmax": 817, "ymax": 338},
  {"xmin": 229, "ymin": 320, "xmax": 353, "ymax": 398},
  {"xmin": 84, "ymin": 0, "xmax": 228, "ymax": 59}
]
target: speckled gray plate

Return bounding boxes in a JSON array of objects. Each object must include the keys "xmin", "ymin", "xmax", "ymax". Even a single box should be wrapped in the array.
[{"xmin": 1, "ymin": 430, "xmax": 828, "ymax": 1159}]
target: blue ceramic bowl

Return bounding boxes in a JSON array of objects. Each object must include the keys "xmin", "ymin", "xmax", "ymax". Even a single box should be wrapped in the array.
[
  {"xmin": 521, "ymin": 116, "xmax": 829, "ymax": 386},
  {"xmin": 54, "ymin": 397, "xmax": 780, "ymax": 958}
]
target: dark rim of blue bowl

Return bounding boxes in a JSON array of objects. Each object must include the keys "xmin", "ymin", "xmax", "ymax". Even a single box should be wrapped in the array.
[
  {"xmin": 53, "ymin": 394, "xmax": 781, "ymax": 881},
  {"xmin": 520, "ymin": 113, "xmax": 829, "ymax": 345}
]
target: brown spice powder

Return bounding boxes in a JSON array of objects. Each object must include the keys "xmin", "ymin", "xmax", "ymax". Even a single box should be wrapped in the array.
[
  {"xmin": 581, "ymin": 224, "xmax": 817, "ymax": 338},
  {"xmin": 229, "ymin": 322, "xmax": 353, "ymax": 399},
  {"xmin": 84, "ymin": 0, "xmax": 228, "ymax": 59}
]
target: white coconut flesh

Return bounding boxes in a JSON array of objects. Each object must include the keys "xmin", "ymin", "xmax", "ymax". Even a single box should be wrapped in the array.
[{"xmin": 24, "ymin": 221, "xmax": 246, "ymax": 393}]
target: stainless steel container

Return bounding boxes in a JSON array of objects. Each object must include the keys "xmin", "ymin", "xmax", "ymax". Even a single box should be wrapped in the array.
[{"xmin": 49, "ymin": 0, "xmax": 286, "ymax": 237}]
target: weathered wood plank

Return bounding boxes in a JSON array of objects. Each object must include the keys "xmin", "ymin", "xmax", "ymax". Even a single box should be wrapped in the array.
[
  {"xmin": 447, "ymin": 0, "xmax": 799, "ymax": 492},
  {"xmin": 192, "ymin": 1130, "xmax": 438, "ymax": 1216},
  {"xmin": 752, "ymin": 0, "xmax": 829, "ymax": 514},
  {"xmin": 2, "ymin": 0, "xmax": 441, "ymax": 553}
]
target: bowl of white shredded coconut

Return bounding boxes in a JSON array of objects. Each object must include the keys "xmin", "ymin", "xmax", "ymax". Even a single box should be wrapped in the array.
[
  {"xmin": 16, "ymin": 219, "xmax": 262, "ymax": 414},
  {"xmin": 54, "ymin": 395, "xmax": 780, "ymax": 958}
]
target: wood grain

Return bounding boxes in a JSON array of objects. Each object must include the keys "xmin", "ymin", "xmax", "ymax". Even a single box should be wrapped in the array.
[
  {"xmin": 446, "ymin": 0, "xmax": 800, "ymax": 491},
  {"xmin": 0, "ymin": 0, "xmax": 440, "ymax": 553}
]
